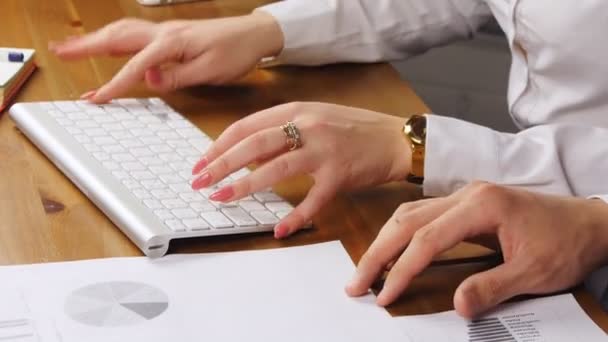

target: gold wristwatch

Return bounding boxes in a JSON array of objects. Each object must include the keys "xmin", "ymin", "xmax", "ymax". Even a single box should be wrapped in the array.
[{"xmin": 403, "ymin": 114, "xmax": 427, "ymax": 185}]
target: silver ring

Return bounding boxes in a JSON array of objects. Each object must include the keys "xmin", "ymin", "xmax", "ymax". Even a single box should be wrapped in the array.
[{"xmin": 280, "ymin": 121, "xmax": 302, "ymax": 151}]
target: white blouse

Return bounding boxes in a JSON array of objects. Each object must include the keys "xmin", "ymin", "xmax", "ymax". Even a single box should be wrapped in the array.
[{"xmin": 259, "ymin": 0, "xmax": 608, "ymax": 200}]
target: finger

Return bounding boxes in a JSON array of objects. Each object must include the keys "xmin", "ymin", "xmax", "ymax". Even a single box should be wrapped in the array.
[
  {"xmin": 50, "ymin": 19, "xmax": 156, "ymax": 59},
  {"xmin": 377, "ymin": 201, "xmax": 495, "ymax": 306},
  {"xmin": 275, "ymin": 180, "xmax": 337, "ymax": 239},
  {"xmin": 192, "ymin": 104, "xmax": 299, "ymax": 174},
  {"xmin": 145, "ymin": 53, "xmax": 216, "ymax": 92},
  {"xmin": 346, "ymin": 198, "xmax": 453, "ymax": 297},
  {"xmin": 191, "ymin": 127, "xmax": 288, "ymax": 190},
  {"xmin": 204, "ymin": 149, "xmax": 313, "ymax": 202},
  {"xmin": 454, "ymin": 263, "xmax": 525, "ymax": 318},
  {"xmin": 91, "ymin": 37, "xmax": 182, "ymax": 103}
]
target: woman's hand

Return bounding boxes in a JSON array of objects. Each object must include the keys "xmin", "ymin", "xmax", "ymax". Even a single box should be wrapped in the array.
[
  {"xmin": 49, "ymin": 12, "xmax": 284, "ymax": 103},
  {"xmin": 346, "ymin": 182, "xmax": 608, "ymax": 318},
  {"xmin": 190, "ymin": 102, "xmax": 412, "ymax": 238}
]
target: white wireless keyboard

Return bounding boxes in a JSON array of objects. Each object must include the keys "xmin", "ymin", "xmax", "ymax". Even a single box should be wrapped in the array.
[{"xmin": 9, "ymin": 98, "xmax": 296, "ymax": 257}]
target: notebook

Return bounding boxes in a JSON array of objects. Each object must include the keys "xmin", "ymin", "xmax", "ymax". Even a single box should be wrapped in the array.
[{"xmin": 0, "ymin": 47, "xmax": 36, "ymax": 113}]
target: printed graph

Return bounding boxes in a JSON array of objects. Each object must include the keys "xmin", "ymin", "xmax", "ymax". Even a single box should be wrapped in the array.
[
  {"xmin": 65, "ymin": 282, "xmax": 169, "ymax": 327},
  {"xmin": 468, "ymin": 317, "xmax": 516, "ymax": 342}
]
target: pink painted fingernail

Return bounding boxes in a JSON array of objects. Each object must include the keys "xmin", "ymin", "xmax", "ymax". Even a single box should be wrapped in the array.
[
  {"xmin": 209, "ymin": 186, "xmax": 234, "ymax": 202},
  {"xmin": 191, "ymin": 171, "xmax": 212, "ymax": 190},
  {"xmin": 274, "ymin": 223, "xmax": 289, "ymax": 239},
  {"xmin": 80, "ymin": 90, "xmax": 97, "ymax": 100},
  {"xmin": 192, "ymin": 157, "xmax": 208, "ymax": 175}
]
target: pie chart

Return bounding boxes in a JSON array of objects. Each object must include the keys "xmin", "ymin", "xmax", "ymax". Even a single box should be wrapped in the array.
[{"xmin": 65, "ymin": 281, "xmax": 169, "ymax": 327}]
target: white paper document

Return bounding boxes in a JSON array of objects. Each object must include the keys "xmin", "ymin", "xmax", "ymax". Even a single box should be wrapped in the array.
[
  {"xmin": 0, "ymin": 241, "xmax": 405, "ymax": 342},
  {"xmin": 395, "ymin": 294, "xmax": 607, "ymax": 341}
]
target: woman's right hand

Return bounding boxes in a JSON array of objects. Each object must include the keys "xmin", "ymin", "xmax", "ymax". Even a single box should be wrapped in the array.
[{"xmin": 49, "ymin": 12, "xmax": 284, "ymax": 103}]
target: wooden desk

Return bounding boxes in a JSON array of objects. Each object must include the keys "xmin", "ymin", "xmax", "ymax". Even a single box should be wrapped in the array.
[{"xmin": 1, "ymin": 0, "xmax": 607, "ymax": 331}]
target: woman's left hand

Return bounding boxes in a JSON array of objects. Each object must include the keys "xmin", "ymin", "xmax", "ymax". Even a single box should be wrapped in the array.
[{"xmin": 191, "ymin": 102, "xmax": 411, "ymax": 238}]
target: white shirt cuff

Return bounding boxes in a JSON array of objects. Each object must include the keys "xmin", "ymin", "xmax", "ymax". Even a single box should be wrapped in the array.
[
  {"xmin": 256, "ymin": 1, "xmax": 339, "ymax": 65},
  {"xmin": 423, "ymin": 115, "xmax": 502, "ymax": 197}
]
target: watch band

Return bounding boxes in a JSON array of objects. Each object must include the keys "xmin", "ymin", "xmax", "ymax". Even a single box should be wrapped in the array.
[{"xmin": 403, "ymin": 114, "xmax": 427, "ymax": 185}]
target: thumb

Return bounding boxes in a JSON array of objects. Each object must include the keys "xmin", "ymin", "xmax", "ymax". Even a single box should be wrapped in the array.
[{"xmin": 454, "ymin": 263, "xmax": 525, "ymax": 318}]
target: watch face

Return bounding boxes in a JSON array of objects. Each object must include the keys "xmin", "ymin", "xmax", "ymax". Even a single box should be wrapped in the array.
[{"xmin": 407, "ymin": 115, "xmax": 427, "ymax": 145}]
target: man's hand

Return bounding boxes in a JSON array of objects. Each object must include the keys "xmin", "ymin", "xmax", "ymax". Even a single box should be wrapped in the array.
[{"xmin": 346, "ymin": 182, "xmax": 608, "ymax": 318}]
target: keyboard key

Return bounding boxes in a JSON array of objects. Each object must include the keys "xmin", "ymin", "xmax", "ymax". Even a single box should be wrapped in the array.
[
  {"xmin": 73, "ymin": 135, "xmax": 91, "ymax": 143},
  {"xmin": 254, "ymin": 192, "xmax": 283, "ymax": 203},
  {"xmin": 200, "ymin": 211, "xmax": 233, "ymax": 229},
  {"xmin": 250, "ymin": 210, "xmax": 280, "ymax": 225},
  {"xmin": 112, "ymin": 171, "xmax": 130, "ymax": 180},
  {"xmin": 141, "ymin": 179, "xmax": 166, "ymax": 190},
  {"xmin": 93, "ymin": 136, "xmax": 116, "ymax": 145},
  {"xmin": 154, "ymin": 209, "xmax": 174, "ymax": 220},
  {"xmin": 221, "ymin": 207, "xmax": 257, "ymax": 227},
  {"xmin": 170, "ymin": 183, "xmax": 193, "ymax": 193},
  {"xmin": 55, "ymin": 101, "xmax": 79, "ymax": 112},
  {"xmin": 122, "ymin": 162, "xmax": 146, "ymax": 171},
  {"xmin": 151, "ymin": 189, "xmax": 177, "ymax": 200},
  {"xmin": 165, "ymin": 219, "xmax": 186, "ymax": 232},
  {"xmin": 84, "ymin": 128, "xmax": 107, "ymax": 137},
  {"xmin": 159, "ymin": 174, "xmax": 184, "ymax": 184},
  {"xmin": 143, "ymin": 199, "xmax": 163, "ymax": 210},
  {"xmin": 65, "ymin": 126, "xmax": 82, "ymax": 135},
  {"xmin": 171, "ymin": 208, "xmax": 197, "ymax": 219},
  {"xmin": 167, "ymin": 139, "xmax": 190, "ymax": 148},
  {"xmin": 112, "ymin": 153, "xmax": 136, "ymax": 163},
  {"xmin": 130, "ymin": 171, "xmax": 155, "ymax": 181},
  {"xmin": 161, "ymin": 198, "xmax": 187, "ymax": 209},
  {"xmin": 168, "ymin": 120, "xmax": 192, "ymax": 129},
  {"xmin": 149, "ymin": 165, "xmax": 173, "ymax": 175},
  {"xmin": 102, "ymin": 145, "xmax": 126, "ymax": 154},
  {"xmin": 133, "ymin": 189, "xmax": 151, "ymax": 200},
  {"xmin": 140, "ymin": 136, "xmax": 163, "ymax": 145},
  {"xmin": 276, "ymin": 211, "xmax": 291, "ymax": 219},
  {"xmin": 103, "ymin": 161, "xmax": 120, "ymax": 171},
  {"xmin": 179, "ymin": 192, "xmax": 204, "ymax": 202},
  {"xmin": 121, "ymin": 179, "xmax": 141, "ymax": 190},
  {"xmin": 239, "ymin": 201, "xmax": 266, "ymax": 212},
  {"xmin": 265, "ymin": 202, "xmax": 294, "ymax": 214},
  {"xmin": 131, "ymin": 147, "xmax": 154, "ymax": 157},
  {"xmin": 139, "ymin": 157, "xmax": 164, "ymax": 166},
  {"xmin": 93, "ymin": 116, "xmax": 115, "ymax": 124},
  {"xmin": 110, "ymin": 130, "xmax": 132, "ymax": 140},
  {"xmin": 182, "ymin": 218, "xmax": 210, "ymax": 231},
  {"xmin": 83, "ymin": 143, "xmax": 100, "ymax": 152},
  {"xmin": 190, "ymin": 201, "xmax": 217, "ymax": 212},
  {"xmin": 119, "ymin": 139, "xmax": 143, "ymax": 148},
  {"xmin": 93, "ymin": 152, "xmax": 110, "ymax": 161},
  {"xmin": 150, "ymin": 145, "xmax": 172, "ymax": 153}
]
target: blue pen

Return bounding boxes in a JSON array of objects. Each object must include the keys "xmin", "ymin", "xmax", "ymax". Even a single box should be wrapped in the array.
[{"xmin": 0, "ymin": 51, "xmax": 25, "ymax": 63}]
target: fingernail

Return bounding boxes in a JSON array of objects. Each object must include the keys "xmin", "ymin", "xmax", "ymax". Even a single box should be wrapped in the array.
[
  {"xmin": 274, "ymin": 223, "xmax": 289, "ymax": 239},
  {"xmin": 192, "ymin": 157, "xmax": 208, "ymax": 175},
  {"xmin": 80, "ymin": 90, "xmax": 97, "ymax": 100},
  {"xmin": 209, "ymin": 186, "xmax": 234, "ymax": 202},
  {"xmin": 191, "ymin": 171, "xmax": 212, "ymax": 189}
]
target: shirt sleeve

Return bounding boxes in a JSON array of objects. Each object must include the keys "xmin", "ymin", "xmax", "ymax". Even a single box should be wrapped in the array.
[
  {"xmin": 423, "ymin": 115, "xmax": 608, "ymax": 198},
  {"xmin": 256, "ymin": 0, "xmax": 491, "ymax": 65}
]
